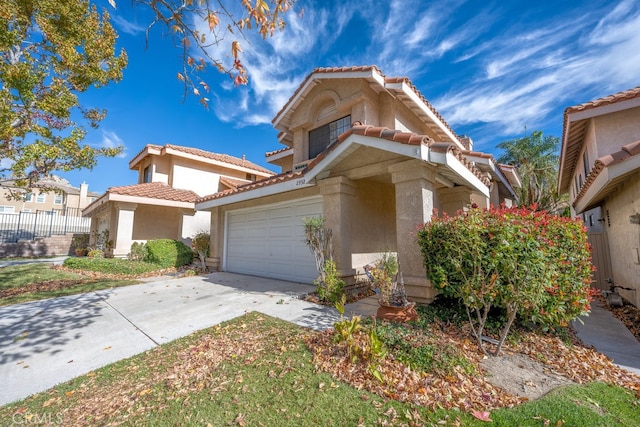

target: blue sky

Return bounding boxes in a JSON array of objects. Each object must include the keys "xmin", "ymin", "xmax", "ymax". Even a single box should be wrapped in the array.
[{"xmin": 63, "ymin": 0, "xmax": 640, "ymax": 194}]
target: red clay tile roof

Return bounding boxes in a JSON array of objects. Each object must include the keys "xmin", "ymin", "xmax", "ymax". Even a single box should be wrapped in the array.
[
  {"xmin": 162, "ymin": 144, "xmax": 273, "ymax": 174},
  {"xmin": 333, "ymin": 125, "xmax": 490, "ymax": 187},
  {"xmin": 565, "ymin": 86, "xmax": 640, "ymax": 114},
  {"xmin": 573, "ymin": 139, "xmax": 640, "ymax": 207},
  {"xmin": 219, "ymin": 176, "xmax": 251, "ymax": 189},
  {"xmin": 197, "ymin": 125, "xmax": 492, "ymax": 204},
  {"xmin": 108, "ymin": 182, "xmax": 199, "ymax": 203},
  {"xmin": 265, "ymin": 147, "xmax": 293, "ymax": 157},
  {"xmin": 197, "ymin": 170, "xmax": 303, "ymax": 203}
]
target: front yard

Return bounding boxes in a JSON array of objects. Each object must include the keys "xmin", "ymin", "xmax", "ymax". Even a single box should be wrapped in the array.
[{"xmin": 1, "ymin": 307, "xmax": 638, "ymax": 426}]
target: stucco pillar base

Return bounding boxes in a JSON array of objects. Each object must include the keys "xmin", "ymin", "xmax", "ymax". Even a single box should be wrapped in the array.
[
  {"xmin": 206, "ymin": 257, "xmax": 220, "ymax": 271},
  {"xmin": 403, "ymin": 275, "xmax": 438, "ymax": 304}
]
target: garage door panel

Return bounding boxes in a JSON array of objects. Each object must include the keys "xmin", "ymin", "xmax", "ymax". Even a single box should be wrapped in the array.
[{"xmin": 225, "ymin": 198, "xmax": 322, "ymax": 283}]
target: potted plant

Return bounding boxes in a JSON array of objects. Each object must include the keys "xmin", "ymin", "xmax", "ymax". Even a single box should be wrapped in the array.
[
  {"xmin": 72, "ymin": 233, "xmax": 89, "ymax": 257},
  {"xmin": 365, "ymin": 252, "xmax": 417, "ymax": 322}
]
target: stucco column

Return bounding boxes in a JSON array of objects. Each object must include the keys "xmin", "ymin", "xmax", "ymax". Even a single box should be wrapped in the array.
[
  {"xmin": 319, "ymin": 176, "xmax": 357, "ymax": 279},
  {"xmin": 207, "ymin": 206, "xmax": 223, "ymax": 271},
  {"xmin": 113, "ymin": 203, "xmax": 137, "ymax": 257},
  {"xmin": 390, "ymin": 160, "xmax": 438, "ymax": 303}
]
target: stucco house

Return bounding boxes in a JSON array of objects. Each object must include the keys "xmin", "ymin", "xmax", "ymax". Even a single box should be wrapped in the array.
[
  {"xmin": 558, "ymin": 85, "xmax": 640, "ymax": 307},
  {"xmin": 196, "ymin": 66, "xmax": 520, "ymax": 303},
  {"xmin": 0, "ymin": 175, "xmax": 99, "ymax": 214},
  {"xmin": 83, "ymin": 143, "xmax": 274, "ymax": 257}
]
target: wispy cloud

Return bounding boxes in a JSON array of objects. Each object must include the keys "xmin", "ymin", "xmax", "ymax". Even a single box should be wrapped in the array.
[
  {"xmin": 188, "ymin": 0, "xmax": 639, "ymax": 149},
  {"xmin": 98, "ymin": 130, "xmax": 127, "ymax": 158},
  {"xmin": 111, "ymin": 15, "xmax": 146, "ymax": 36}
]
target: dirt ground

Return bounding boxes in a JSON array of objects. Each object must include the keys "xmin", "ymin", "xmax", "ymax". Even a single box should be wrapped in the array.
[{"xmin": 481, "ymin": 352, "xmax": 575, "ymax": 400}]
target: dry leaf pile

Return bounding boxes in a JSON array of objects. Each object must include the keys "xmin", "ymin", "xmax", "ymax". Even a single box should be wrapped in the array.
[
  {"xmin": 0, "ymin": 279, "xmax": 87, "ymax": 298},
  {"xmin": 305, "ymin": 318, "xmax": 640, "ymax": 413},
  {"xmin": 32, "ymin": 315, "xmax": 301, "ymax": 426}
]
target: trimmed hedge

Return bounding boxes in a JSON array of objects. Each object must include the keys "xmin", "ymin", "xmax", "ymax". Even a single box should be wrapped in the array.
[
  {"xmin": 63, "ymin": 257, "xmax": 165, "ymax": 275},
  {"xmin": 145, "ymin": 239, "xmax": 193, "ymax": 268}
]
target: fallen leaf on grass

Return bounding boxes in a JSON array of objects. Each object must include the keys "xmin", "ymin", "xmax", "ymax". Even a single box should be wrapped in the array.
[{"xmin": 471, "ymin": 410, "xmax": 492, "ymax": 422}]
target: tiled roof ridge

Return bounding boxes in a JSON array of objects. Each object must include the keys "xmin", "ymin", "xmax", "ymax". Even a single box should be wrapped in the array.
[
  {"xmin": 272, "ymin": 66, "xmax": 382, "ymax": 124},
  {"xmin": 565, "ymin": 85, "xmax": 640, "ymax": 115},
  {"xmin": 265, "ymin": 146, "xmax": 292, "ymax": 157},
  {"xmin": 197, "ymin": 170, "xmax": 303, "ymax": 203},
  {"xmin": 573, "ymin": 139, "xmax": 640, "ymax": 207},
  {"xmin": 163, "ymin": 144, "xmax": 273, "ymax": 175},
  {"xmin": 384, "ymin": 76, "xmax": 460, "ymax": 143},
  {"xmin": 107, "ymin": 181, "xmax": 199, "ymax": 203},
  {"xmin": 219, "ymin": 176, "xmax": 251, "ymax": 189},
  {"xmin": 335, "ymin": 125, "xmax": 490, "ymax": 187}
]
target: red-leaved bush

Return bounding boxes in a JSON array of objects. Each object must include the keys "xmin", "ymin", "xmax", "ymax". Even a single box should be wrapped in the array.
[{"xmin": 417, "ymin": 205, "xmax": 593, "ymax": 355}]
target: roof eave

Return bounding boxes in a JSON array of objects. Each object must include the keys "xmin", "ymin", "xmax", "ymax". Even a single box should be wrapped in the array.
[{"xmin": 574, "ymin": 154, "xmax": 640, "ymax": 213}]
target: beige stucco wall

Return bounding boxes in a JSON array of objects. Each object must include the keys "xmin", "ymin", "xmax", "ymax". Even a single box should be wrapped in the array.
[
  {"xmin": 593, "ymin": 107, "xmax": 640, "ymax": 158},
  {"xmin": 602, "ymin": 170, "xmax": 640, "ymax": 307},
  {"xmin": 132, "ymin": 205, "xmax": 182, "ymax": 241},
  {"xmin": 350, "ymin": 179, "xmax": 396, "ymax": 253}
]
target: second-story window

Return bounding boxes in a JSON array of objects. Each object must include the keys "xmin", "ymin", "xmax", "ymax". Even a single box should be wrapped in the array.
[
  {"xmin": 54, "ymin": 194, "xmax": 63, "ymax": 205},
  {"xmin": 308, "ymin": 115, "xmax": 351, "ymax": 159},
  {"xmin": 36, "ymin": 193, "xmax": 46, "ymax": 203},
  {"xmin": 143, "ymin": 165, "xmax": 151, "ymax": 183}
]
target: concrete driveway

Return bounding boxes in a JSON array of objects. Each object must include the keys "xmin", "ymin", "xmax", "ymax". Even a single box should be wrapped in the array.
[{"xmin": 0, "ymin": 272, "xmax": 343, "ymax": 406}]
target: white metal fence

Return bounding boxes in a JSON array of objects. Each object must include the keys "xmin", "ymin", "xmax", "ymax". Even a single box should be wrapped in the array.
[{"xmin": 0, "ymin": 208, "xmax": 90, "ymax": 243}]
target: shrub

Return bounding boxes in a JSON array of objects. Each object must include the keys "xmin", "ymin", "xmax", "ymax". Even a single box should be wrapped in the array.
[
  {"xmin": 63, "ymin": 257, "xmax": 165, "ymax": 275},
  {"xmin": 417, "ymin": 205, "xmax": 593, "ymax": 355},
  {"xmin": 129, "ymin": 242, "xmax": 147, "ymax": 262},
  {"xmin": 145, "ymin": 239, "xmax": 193, "ymax": 268},
  {"xmin": 87, "ymin": 248, "xmax": 104, "ymax": 258},
  {"xmin": 316, "ymin": 260, "xmax": 345, "ymax": 304},
  {"xmin": 191, "ymin": 231, "xmax": 210, "ymax": 272}
]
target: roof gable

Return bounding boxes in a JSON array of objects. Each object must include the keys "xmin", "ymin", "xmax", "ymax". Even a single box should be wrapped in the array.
[{"xmin": 271, "ymin": 66, "xmax": 464, "ymax": 149}]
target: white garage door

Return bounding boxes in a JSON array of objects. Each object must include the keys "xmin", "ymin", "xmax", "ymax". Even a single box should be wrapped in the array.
[{"xmin": 225, "ymin": 197, "xmax": 323, "ymax": 283}]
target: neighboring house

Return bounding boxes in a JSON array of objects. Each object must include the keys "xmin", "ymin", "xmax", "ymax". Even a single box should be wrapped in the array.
[
  {"xmin": 558, "ymin": 85, "xmax": 640, "ymax": 307},
  {"xmin": 196, "ymin": 66, "xmax": 520, "ymax": 303},
  {"xmin": 0, "ymin": 175, "xmax": 99, "ymax": 214},
  {"xmin": 83, "ymin": 144, "xmax": 274, "ymax": 257}
]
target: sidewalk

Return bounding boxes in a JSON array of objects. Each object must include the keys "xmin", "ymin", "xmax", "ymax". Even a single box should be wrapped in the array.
[{"xmin": 572, "ymin": 300, "xmax": 640, "ymax": 376}]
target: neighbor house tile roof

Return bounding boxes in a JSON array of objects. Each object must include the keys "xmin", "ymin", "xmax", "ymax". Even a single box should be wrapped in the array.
[
  {"xmin": 108, "ymin": 182, "xmax": 199, "ymax": 203},
  {"xmin": 163, "ymin": 144, "xmax": 273, "ymax": 174},
  {"xmin": 130, "ymin": 143, "xmax": 273, "ymax": 175},
  {"xmin": 197, "ymin": 171, "xmax": 303, "ymax": 203},
  {"xmin": 573, "ymin": 139, "xmax": 640, "ymax": 207},
  {"xmin": 219, "ymin": 176, "xmax": 251, "ymax": 189}
]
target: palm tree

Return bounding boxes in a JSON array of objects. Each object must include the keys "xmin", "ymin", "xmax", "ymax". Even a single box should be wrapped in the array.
[{"xmin": 497, "ymin": 130, "xmax": 565, "ymax": 212}]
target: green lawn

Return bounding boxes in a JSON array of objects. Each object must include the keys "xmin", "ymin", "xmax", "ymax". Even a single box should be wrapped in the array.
[
  {"xmin": 0, "ymin": 263, "xmax": 139, "ymax": 306},
  {"xmin": 1, "ymin": 313, "xmax": 637, "ymax": 426}
]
